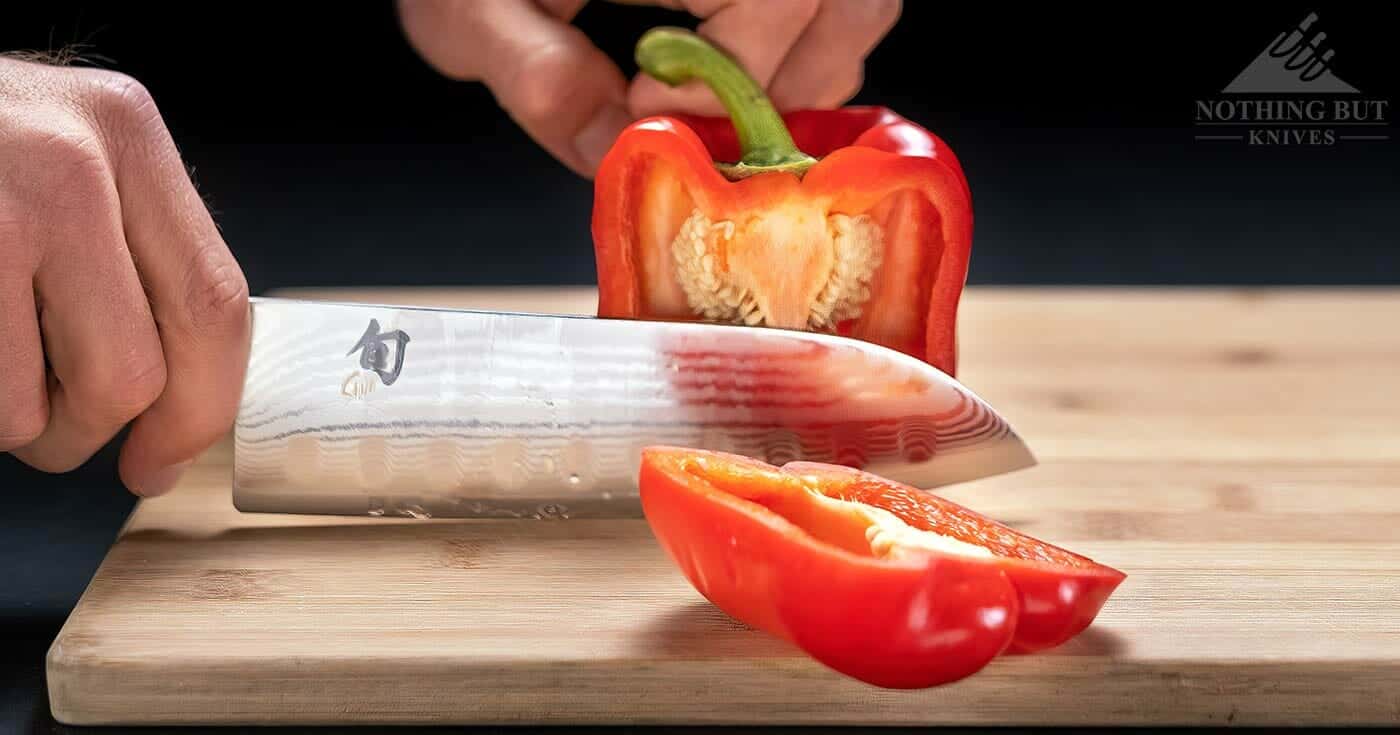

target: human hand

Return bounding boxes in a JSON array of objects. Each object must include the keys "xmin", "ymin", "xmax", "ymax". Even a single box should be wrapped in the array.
[
  {"xmin": 0, "ymin": 57, "xmax": 249, "ymax": 496},
  {"xmin": 396, "ymin": 0, "xmax": 901, "ymax": 177}
]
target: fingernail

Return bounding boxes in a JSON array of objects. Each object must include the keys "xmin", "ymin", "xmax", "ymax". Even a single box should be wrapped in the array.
[
  {"xmin": 573, "ymin": 103, "xmax": 633, "ymax": 173},
  {"xmin": 135, "ymin": 460, "xmax": 192, "ymax": 498}
]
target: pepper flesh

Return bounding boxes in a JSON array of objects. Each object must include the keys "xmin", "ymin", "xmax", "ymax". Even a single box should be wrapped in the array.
[
  {"xmin": 784, "ymin": 461, "xmax": 1128, "ymax": 653},
  {"xmin": 639, "ymin": 446, "xmax": 1019, "ymax": 689},
  {"xmin": 593, "ymin": 29, "xmax": 973, "ymax": 376},
  {"xmin": 639, "ymin": 447, "xmax": 1127, "ymax": 687}
]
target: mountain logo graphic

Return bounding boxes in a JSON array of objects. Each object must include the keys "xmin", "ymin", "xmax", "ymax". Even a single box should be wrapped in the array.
[{"xmin": 1223, "ymin": 12, "xmax": 1360, "ymax": 93}]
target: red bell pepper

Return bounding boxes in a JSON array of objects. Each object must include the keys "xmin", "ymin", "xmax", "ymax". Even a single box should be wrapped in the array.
[
  {"xmin": 593, "ymin": 29, "xmax": 972, "ymax": 376},
  {"xmin": 638, "ymin": 447, "xmax": 1126, "ymax": 688},
  {"xmin": 784, "ymin": 461, "xmax": 1128, "ymax": 654}
]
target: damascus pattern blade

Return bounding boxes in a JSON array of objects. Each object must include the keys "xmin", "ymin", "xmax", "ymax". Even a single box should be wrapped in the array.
[{"xmin": 233, "ymin": 297, "xmax": 1034, "ymax": 518}]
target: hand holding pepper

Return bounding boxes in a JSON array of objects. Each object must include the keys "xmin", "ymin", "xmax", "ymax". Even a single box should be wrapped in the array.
[{"xmin": 396, "ymin": 0, "xmax": 901, "ymax": 176}]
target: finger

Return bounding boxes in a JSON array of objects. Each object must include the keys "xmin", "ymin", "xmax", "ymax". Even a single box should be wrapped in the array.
[
  {"xmin": 768, "ymin": 0, "xmax": 901, "ymax": 110},
  {"xmin": 10, "ymin": 129, "xmax": 166, "ymax": 474},
  {"xmin": 398, "ymin": 0, "xmax": 631, "ymax": 176},
  {"xmin": 71, "ymin": 72, "xmax": 252, "ymax": 497},
  {"xmin": 534, "ymin": 0, "xmax": 589, "ymax": 20},
  {"xmin": 628, "ymin": 0, "xmax": 820, "ymax": 117},
  {"xmin": 0, "ymin": 219, "xmax": 47, "ymax": 452}
]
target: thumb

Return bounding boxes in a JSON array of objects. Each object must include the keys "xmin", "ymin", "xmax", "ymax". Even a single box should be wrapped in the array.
[{"xmin": 398, "ymin": 0, "xmax": 633, "ymax": 176}]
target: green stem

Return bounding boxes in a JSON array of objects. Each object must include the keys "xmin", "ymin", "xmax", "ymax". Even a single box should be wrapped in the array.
[{"xmin": 636, "ymin": 27, "xmax": 817, "ymax": 179}]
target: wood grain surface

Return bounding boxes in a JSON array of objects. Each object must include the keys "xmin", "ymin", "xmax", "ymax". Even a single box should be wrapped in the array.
[{"xmin": 46, "ymin": 286, "xmax": 1400, "ymax": 726}]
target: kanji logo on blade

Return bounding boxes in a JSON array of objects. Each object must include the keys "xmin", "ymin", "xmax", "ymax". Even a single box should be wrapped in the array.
[{"xmin": 347, "ymin": 319, "xmax": 410, "ymax": 386}]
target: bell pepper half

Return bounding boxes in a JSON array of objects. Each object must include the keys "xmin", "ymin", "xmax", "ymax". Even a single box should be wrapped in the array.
[
  {"xmin": 638, "ymin": 447, "xmax": 1126, "ymax": 688},
  {"xmin": 593, "ymin": 29, "xmax": 972, "ymax": 376}
]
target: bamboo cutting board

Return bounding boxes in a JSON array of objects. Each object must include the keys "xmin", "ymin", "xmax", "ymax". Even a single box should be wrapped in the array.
[{"xmin": 47, "ymin": 286, "xmax": 1400, "ymax": 726}]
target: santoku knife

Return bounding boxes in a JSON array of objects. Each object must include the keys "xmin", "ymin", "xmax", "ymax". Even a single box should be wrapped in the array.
[{"xmin": 233, "ymin": 297, "xmax": 1034, "ymax": 519}]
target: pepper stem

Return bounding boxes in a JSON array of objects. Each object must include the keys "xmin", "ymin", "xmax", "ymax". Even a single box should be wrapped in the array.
[{"xmin": 636, "ymin": 27, "xmax": 817, "ymax": 180}]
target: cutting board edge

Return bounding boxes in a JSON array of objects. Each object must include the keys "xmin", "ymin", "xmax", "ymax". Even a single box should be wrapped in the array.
[{"xmin": 47, "ymin": 650, "xmax": 1400, "ymax": 727}]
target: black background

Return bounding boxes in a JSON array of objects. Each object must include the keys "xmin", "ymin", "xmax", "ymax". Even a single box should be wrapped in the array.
[{"xmin": 2, "ymin": 2, "xmax": 1396, "ymax": 732}]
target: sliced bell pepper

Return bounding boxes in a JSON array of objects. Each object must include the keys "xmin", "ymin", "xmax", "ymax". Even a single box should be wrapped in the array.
[
  {"xmin": 784, "ymin": 461, "xmax": 1127, "ymax": 654},
  {"xmin": 593, "ymin": 29, "xmax": 972, "ymax": 376},
  {"xmin": 638, "ymin": 447, "xmax": 1126, "ymax": 688},
  {"xmin": 639, "ymin": 446, "xmax": 1017, "ymax": 689}
]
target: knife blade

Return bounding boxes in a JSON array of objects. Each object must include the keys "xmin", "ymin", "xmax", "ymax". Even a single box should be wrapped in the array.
[{"xmin": 233, "ymin": 296, "xmax": 1034, "ymax": 519}]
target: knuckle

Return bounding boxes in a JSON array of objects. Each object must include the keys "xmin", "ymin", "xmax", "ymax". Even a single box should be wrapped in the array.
[
  {"xmin": 842, "ymin": 65, "xmax": 865, "ymax": 100},
  {"xmin": 74, "ymin": 349, "xmax": 167, "ymax": 428},
  {"xmin": 500, "ymin": 39, "xmax": 589, "ymax": 125},
  {"xmin": 180, "ymin": 245, "xmax": 250, "ymax": 335},
  {"xmin": 767, "ymin": 0, "xmax": 820, "ymax": 25},
  {"xmin": 180, "ymin": 409, "xmax": 238, "ymax": 453},
  {"xmin": 820, "ymin": 66, "xmax": 864, "ymax": 108},
  {"xmin": 397, "ymin": 0, "xmax": 461, "ymax": 73},
  {"xmin": 79, "ymin": 70, "xmax": 161, "ymax": 135},
  {"xmin": 400, "ymin": 0, "xmax": 550, "ymax": 84},
  {"xmin": 848, "ymin": 0, "xmax": 901, "ymax": 32},
  {"xmin": 72, "ymin": 69, "xmax": 173, "ymax": 167},
  {"xmin": 25, "ymin": 123, "xmax": 113, "ymax": 204}
]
